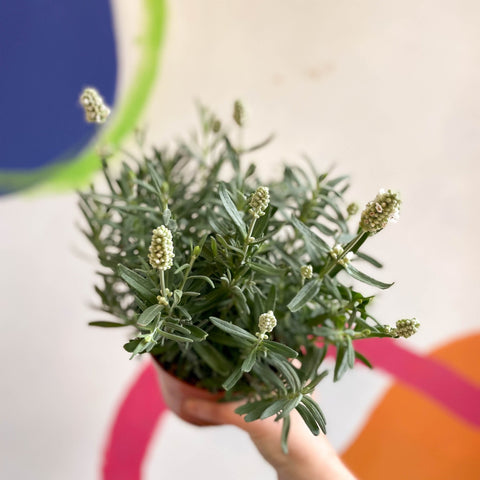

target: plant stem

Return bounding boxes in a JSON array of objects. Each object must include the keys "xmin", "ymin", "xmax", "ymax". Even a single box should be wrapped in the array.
[
  {"xmin": 241, "ymin": 217, "xmax": 257, "ymax": 264},
  {"xmin": 160, "ymin": 270, "xmax": 166, "ymax": 298},
  {"xmin": 179, "ymin": 254, "xmax": 197, "ymax": 291},
  {"xmin": 319, "ymin": 231, "xmax": 370, "ymax": 279}
]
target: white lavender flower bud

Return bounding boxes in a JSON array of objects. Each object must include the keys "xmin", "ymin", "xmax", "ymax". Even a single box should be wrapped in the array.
[
  {"xmin": 156, "ymin": 295, "xmax": 169, "ymax": 306},
  {"xmin": 330, "ymin": 244, "xmax": 344, "ymax": 260},
  {"xmin": 79, "ymin": 87, "xmax": 111, "ymax": 124},
  {"xmin": 256, "ymin": 311, "xmax": 277, "ymax": 340},
  {"xmin": 338, "ymin": 252, "xmax": 354, "ymax": 267},
  {"xmin": 383, "ymin": 324, "xmax": 394, "ymax": 335},
  {"xmin": 233, "ymin": 100, "xmax": 245, "ymax": 126},
  {"xmin": 212, "ymin": 118, "xmax": 222, "ymax": 133},
  {"xmin": 144, "ymin": 333, "xmax": 154, "ymax": 343},
  {"xmin": 300, "ymin": 265, "xmax": 313, "ymax": 279},
  {"xmin": 148, "ymin": 225, "xmax": 174, "ymax": 271},
  {"xmin": 360, "ymin": 189, "xmax": 401, "ymax": 233},
  {"xmin": 395, "ymin": 318, "xmax": 420, "ymax": 338},
  {"xmin": 249, "ymin": 186, "xmax": 270, "ymax": 218},
  {"xmin": 347, "ymin": 203, "xmax": 359, "ymax": 216}
]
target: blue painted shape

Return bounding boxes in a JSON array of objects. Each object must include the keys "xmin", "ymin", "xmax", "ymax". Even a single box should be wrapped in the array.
[{"xmin": 0, "ymin": 0, "xmax": 117, "ymax": 170}]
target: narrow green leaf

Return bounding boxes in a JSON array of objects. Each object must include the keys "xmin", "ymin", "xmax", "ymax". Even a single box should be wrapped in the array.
[
  {"xmin": 287, "ymin": 279, "xmax": 322, "ymax": 312},
  {"xmin": 301, "ymin": 344, "xmax": 327, "ymax": 383},
  {"xmin": 127, "ymin": 338, "xmax": 148, "ymax": 359},
  {"xmin": 266, "ymin": 284, "xmax": 277, "ymax": 311},
  {"xmin": 245, "ymin": 402, "xmax": 275, "ymax": 422},
  {"xmin": 89, "ymin": 321, "xmax": 126, "ymax": 328},
  {"xmin": 208, "ymin": 329, "xmax": 251, "ymax": 348},
  {"xmin": 311, "ymin": 220, "xmax": 336, "ymax": 237},
  {"xmin": 244, "ymin": 162, "xmax": 256, "ymax": 178},
  {"xmin": 260, "ymin": 399, "xmax": 289, "ymax": 420},
  {"xmin": 187, "ymin": 275, "xmax": 215, "ymax": 288},
  {"xmin": 355, "ymin": 251, "xmax": 383, "ymax": 268},
  {"xmin": 176, "ymin": 306, "xmax": 192, "ymax": 320},
  {"xmin": 157, "ymin": 330, "xmax": 193, "ymax": 343},
  {"xmin": 163, "ymin": 208, "xmax": 171, "ymax": 225},
  {"xmin": 146, "ymin": 160, "xmax": 165, "ymax": 195},
  {"xmin": 163, "ymin": 321, "xmax": 190, "ymax": 334},
  {"xmin": 192, "ymin": 341, "xmax": 231, "ymax": 376},
  {"xmin": 346, "ymin": 336, "xmax": 355, "ymax": 369},
  {"xmin": 278, "ymin": 395, "xmax": 303, "ymax": 419},
  {"xmin": 223, "ymin": 136, "xmax": 240, "ymax": 172},
  {"xmin": 174, "ymin": 264, "xmax": 191, "ymax": 274},
  {"xmin": 210, "ymin": 237, "xmax": 218, "ymax": 256},
  {"xmin": 323, "ymin": 275, "xmax": 342, "ymax": 301},
  {"xmin": 268, "ymin": 355, "xmax": 302, "ymax": 392},
  {"xmin": 355, "ymin": 350, "xmax": 373, "ymax": 369},
  {"xmin": 242, "ymin": 133, "xmax": 275, "ymax": 153},
  {"xmin": 137, "ymin": 304, "xmax": 162, "ymax": 327},
  {"xmin": 334, "ymin": 343, "xmax": 349, "ymax": 381},
  {"xmin": 231, "ymin": 285, "xmax": 250, "ymax": 315},
  {"xmin": 219, "ymin": 184, "xmax": 246, "ymax": 236},
  {"xmin": 210, "ymin": 317, "xmax": 257, "ymax": 342},
  {"xmin": 296, "ymin": 403, "xmax": 320, "ymax": 435},
  {"xmin": 235, "ymin": 401, "xmax": 257, "ymax": 415},
  {"xmin": 235, "ymin": 399, "xmax": 271, "ymax": 416},
  {"xmin": 123, "ymin": 338, "xmax": 141, "ymax": 353},
  {"xmin": 301, "ymin": 396, "xmax": 327, "ymax": 434},
  {"xmin": 291, "ymin": 216, "xmax": 329, "ymax": 259},
  {"xmin": 304, "ymin": 370, "xmax": 329, "ymax": 393},
  {"xmin": 252, "ymin": 363, "xmax": 287, "ymax": 395},
  {"xmin": 248, "ymin": 261, "xmax": 286, "ymax": 276},
  {"xmin": 242, "ymin": 347, "xmax": 258, "ymax": 373},
  {"xmin": 326, "ymin": 174, "xmax": 349, "ymax": 187},
  {"xmin": 344, "ymin": 265, "xmax": 393, "ymax": 290},
  {"xmin": 185, "ymin": 325, "xmax": 208, "ymax": 341},
  {"xmin": 118, "ymin": 264, "xmax": 157, "ymax": 304},
  {"xmin": 173, "ymin": 289, "xmax": 183, "ymax": 304},
  {"xmin": 281, "ymin": 416, "xmax": 291, "ymax": 454},
  {"xmin": 132, "ymin": 178, "xmax": 159, "ymax": 197},
  {"xmin": 263, "ymin": 340, "xmax": 298, "ymax": 359},
  {"xmin": 223, "ymin": 366, "xmax": 243, "ymax": 390}
]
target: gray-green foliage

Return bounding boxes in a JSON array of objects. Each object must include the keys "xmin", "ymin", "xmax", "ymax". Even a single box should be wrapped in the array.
[{"xmin": 79, "ymin": 104, "xmax": 412, "ymax": 452}]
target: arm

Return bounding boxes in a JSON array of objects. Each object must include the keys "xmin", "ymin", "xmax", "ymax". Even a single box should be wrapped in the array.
[{"xmin": 183, "ymin": 399, "xmax": 357, "ymax": 480}]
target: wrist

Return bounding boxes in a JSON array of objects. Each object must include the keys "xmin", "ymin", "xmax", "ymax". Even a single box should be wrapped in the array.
[{"xmin": 276, "ymin": 441, "xmax": 357, "ymax": 480}]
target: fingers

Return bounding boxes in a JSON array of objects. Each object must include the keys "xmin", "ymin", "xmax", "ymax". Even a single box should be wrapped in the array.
[
  {"xmin": 182, "ymin": 399, "xmax": 248, "ymax": 429},
  {"xmin": 182, "ymin": 399, "xmax": 281, "ymax": 438}
]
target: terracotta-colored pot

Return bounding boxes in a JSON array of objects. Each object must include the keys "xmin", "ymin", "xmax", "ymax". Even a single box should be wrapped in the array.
[{"xmin": 152, "ymin": 357, "xmax": 224, "ymax": 426}]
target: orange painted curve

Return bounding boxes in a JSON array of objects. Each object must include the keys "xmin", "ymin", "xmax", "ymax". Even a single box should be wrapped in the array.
[{"xmin": 342, "ymin": 333, "xmax": 480, "ymax": 480}]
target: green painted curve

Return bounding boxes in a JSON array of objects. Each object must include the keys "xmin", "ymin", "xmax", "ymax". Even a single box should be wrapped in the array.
[{"xmin": 0, "ymin": 0, "xmax": 167, "ymax": 194}]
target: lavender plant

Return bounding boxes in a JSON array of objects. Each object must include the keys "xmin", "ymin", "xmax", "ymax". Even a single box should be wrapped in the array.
[{"xmin": 79, "ymin": 102, "xmax": 418, "ymax": 452}]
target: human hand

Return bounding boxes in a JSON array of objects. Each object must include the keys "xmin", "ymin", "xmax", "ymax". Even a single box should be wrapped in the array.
[{"xmin": 183, "ymin": 399, "xmax": 357, "ymax": 480}]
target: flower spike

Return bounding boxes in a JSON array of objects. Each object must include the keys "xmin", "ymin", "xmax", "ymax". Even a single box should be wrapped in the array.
[
  {"xmin": 148, "ymin": 225, "xmax": 175, "ymax": 271},
  {"xmin": 249, "ymin": 186, "xmax": 270, "ymax": 218},
  {"xmin": 360, "ymin": 189, "xmax": 401, "ymax": 233},
  {"xmin": 79, "ymin": 87, "xmax": 111, "ymax": 124},
  {"xmin": 256, "ymin": 311, "xmax": 277, "ymax": 340}
]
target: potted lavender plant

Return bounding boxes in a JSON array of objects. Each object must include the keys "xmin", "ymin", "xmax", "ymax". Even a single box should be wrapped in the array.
[{"xmin": 79, "ymin": 98, "xmax": 419, "ymax": 452}]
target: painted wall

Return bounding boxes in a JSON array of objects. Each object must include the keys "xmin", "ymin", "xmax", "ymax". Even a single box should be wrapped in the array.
[{"xmin": 1, "ymin": 1, "xmax": 479, "ymax": 479}]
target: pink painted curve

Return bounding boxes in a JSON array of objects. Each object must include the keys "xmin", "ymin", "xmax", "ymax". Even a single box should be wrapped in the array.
[
  {"xmin": 329, "ymin": 338, "xmax": 480, "ymax": 427},
  {"xmin": 102, "ymin": 361, "xmax": 168, "ymax": 480},
  {"xmin": 102, "ymin": 340, "xmax": 480, "ymax": 480}
]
